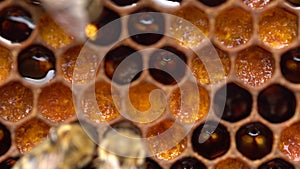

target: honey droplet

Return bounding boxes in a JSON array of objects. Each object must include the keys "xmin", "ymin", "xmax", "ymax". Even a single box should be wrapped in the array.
[
  {"xmin": 15, "ymin": 118, "xmax": 50, "ymax": 153},
  {"xmin": 18, "ymin": 45, "xmax": 56, "ymax": 84},
  {"xmin": 192, "ymin": 121, "xmax": 230, "ymax": 160},
  {"xmin": 38, "ymin": 83, "xmax": 75, "ymax": 123},
  {"xmin": 105, "ymin": 46, "xmax": 143, "ymax": 85},
  {"xmin": 0, "ymin": 6, "xmax": 35, "ymax": 43},
  {"xmin": 0, "ymin": 82, "xmax": 33, "ymax": 122},
  {"xmin": 279, "ymin": 122, "xmax": 300, "ymax": 161},
  {"xmin": 236, "ymin": 122, "xmax": 273, "ymax": 160},
  {"xmin": 258, "ymin": 84, "xmax": 296, "ymax": 123},
  {"xmin": 149, "ymin": 46, "xmax": 187, "ymax": 85},
  {"xmin": 215, "ymin": 7, "xmax": 253, "ymax": 48},
  {"xmin": 0, "ymin": 123, "xmax": 11, "ymax": 156},
  {"xmin": 171, "ymin": 157, "xmax": 206, "ymax": 169},
  {"xmin": 82, "ymin": 81, "xmax": 120, "ymax": 123},
  {"xmin": 128, "ymin": 8, "xmax": 165, "ymax": 45},
  {"xmin": 214, "ymin": 83, "xmax": 252, "ymax": 122},
  {"xmin": 259, "ymin": 8, "xmax": 298, "ymax": 49},
  {"xmin": 235, "ymin": 46, "xmax": 274, "ymax": 87}
]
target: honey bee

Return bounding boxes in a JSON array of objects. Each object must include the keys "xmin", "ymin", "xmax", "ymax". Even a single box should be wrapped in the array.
[
  {"xmin": 98, "ymin": 121, "xmax": 146, "ymax": 169},
  {"xmin": 40, "ymin": 0, "xmax": 103, "ymax": 40},
  {"xmin": 13, "ymin": 123, "xmax": 96, "ymax": 169}
]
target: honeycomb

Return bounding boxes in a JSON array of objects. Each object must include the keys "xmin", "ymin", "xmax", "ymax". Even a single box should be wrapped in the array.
[{"xmin": 0, "ymin": 0, "xmax": 300, "ymax": 168}]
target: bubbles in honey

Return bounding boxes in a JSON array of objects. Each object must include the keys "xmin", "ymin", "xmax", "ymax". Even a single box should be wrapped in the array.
[
  {"xmin": 128, "ymin": 8, "xmax": 165, "ymax": 45},
  {"xmin": 0, "ymin": 82, "xmax": 33, "ymax": 122},
  {"xmin": 15, "ymin": 118, "xmax": 50, "ymax": 153},
  {"xmin": 279, "ymin": 121, "xmax": 300, "ymax": 161},
  {"xmin": 146, "ymin": 119, "xmax": 187, "ymax": 160},
  {"xmin": 0, "ymin": 122, "xmax": 11, "ymax": 156},
  {"xmin": 258, "ymin": 158, "xmax": 295, "ymax": 169},
  {"xmin": 170, "ymin": 157, "xmax": 206, "ymax": 169},
  {"xmin": 214, "ymin": 83, "xmax": 252, "ymax": 122},
  {"xmin": 82, "ymin": 81, "xmax": 120, "ymax": 123},
  {"xmin": 192, "ymin": 121, "xmax": 230, "ymax": 160},
  {"xmin": 18, "ymin": 45, "xmax": 56, "ymax": 85},
  {"xmin": 259, "ymin": 8, "xmax": 298, "ymax": 49},
  {"xmin": 89, "ymin": 8, "xmax": 121, "ymax": 46},
  {"xmin": 38, "ymin": 14, "xmax": 74, "ymax": 48},
  {"xmin": 0, "ymin": 45, "xmax": 12, "ymax": 84},
  {"xmin": 236, "ymin": 122, "xmax": 273, "ymax": 160},
  {"xmin": 105, "ymin": 46, "xmax": 143, "ymax": 85},
  {"xmin": 258, "ymin": 84, "xmax": 295, "ymax": 123},
  {"xmin": 235, "ymin": 46, "xmax": 274, "ymax": 87},
  {"xmin": 169, "ymin": 82, "xmax": 210, "ymax": 124},
  {"xmin": 0, "ymin": 6, "xmax": 35, "ymax": 43},
  {"xmin": 149, "ymin": 46, "xmax": 187, "ymax": 85},
  {"xmin": 38, "ymin": 83, "xmax": 75, "ymax": 123},
  {"xmin": 215, "ymin": 7, "xmax": 253, "ymax": 48},
  {"xmin": 281, "ymin": 47, "xmax": 300, "ymax": 83},
  {"xmin": 213, "ymin": 158, "xmax": 250, "ymax": 169}
]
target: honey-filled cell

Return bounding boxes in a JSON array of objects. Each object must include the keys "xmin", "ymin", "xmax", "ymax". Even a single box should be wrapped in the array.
[
  {"xmin": 171, "ymin": 6, "xmax": 209, "ymax": 48},
  {"xmin": 38, "ymin": 14, "xmax": 74, "ymax": 49},
  {"xmin": 170, "ymin": 157, "xmax": 206, "ymax": 169},
  {"xmin": 236, "ymin": 122, "xmax": 273, "ymax": 160},
  {"xmin": 281, "ymin": 47, "xmax": 300, "ymax": 83},
  {"xmin": 18, "ymin": 44, "xmax": 56, "ymax": 84},
  {"xmin": 0, "ymin": 82, "xmax": 33, "ymax": 122},
  {"xmin": 213, "ymin": 158, "xmax": 250, "ymax": 169},
  {"xmin": 81, "ymin": 81, "xmax": 120, "ymax": 123},
  {"xmin": 0, "ymin": 45, "xmax": 12, "ymax": 84},
  {"xmin": 258, "ymin": 158, "xmax": 295, "ymax": 169},
  {"xmin": 191, "ymin": 49, "xmax": 230, "ymax": 84},
  {"xmin": 259, "ymin": 8, "xmax": 298, "ymax": 49},
  {"xmin": 169, "ymin": 82, "xmax": 210, "ymax": 124},
  {"xmin": 235, "ymin": 46, "xmax": 275, "ymax": 87},
  {"xmin": 126, "ymin": 81, "xmax": 166, "ymax": 123},
  {"xmin": 146, "ymin": 119, "xmax": 187, "ymax": 160},
  {"xmin": 15, "ymin": 118, "xmax": 50, "ymax": 153},
  {"xmin": 279, "ymin": 121, "xmax": 300, "ymax": 161},
  {"xmin": 0, "ymin": 122, "xmax": 11, "ymax": 156},
  {"xmin": 0, "ymin": 6, "xmax": 35, "ymax": 43},
  {"xmin": 110, "ymin": 0, "xmax": 139, "ymax": 6},
  {"xmin": 37, "ymin": 83, "xmax": 75, "ymax": 123},
  {"xmin": 128, "ymin": 8, "xmax": 165, "ymax": 46},
  {"xmin": 192, "ymin": 121, "xmax": 230, "ymax": 160},
  {"xmin": 0, "ymin": 157, "xmax": 19, "ymax": 169},
  {"xmin": 215, "ymin": 7, "xmax": 253, "ymax": 48}
]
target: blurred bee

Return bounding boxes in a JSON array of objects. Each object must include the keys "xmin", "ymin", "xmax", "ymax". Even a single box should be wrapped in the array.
[
  {"xmin": 98, "ymin": 121, "xmax": 146, "ymax": 169},
  {"xmin": 40, "ymin": 0, "xmax": 103, "ymax": 40},
  {"xmin": 13, "ymin": 123, "xmax": 96, "ymax": 169}
]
